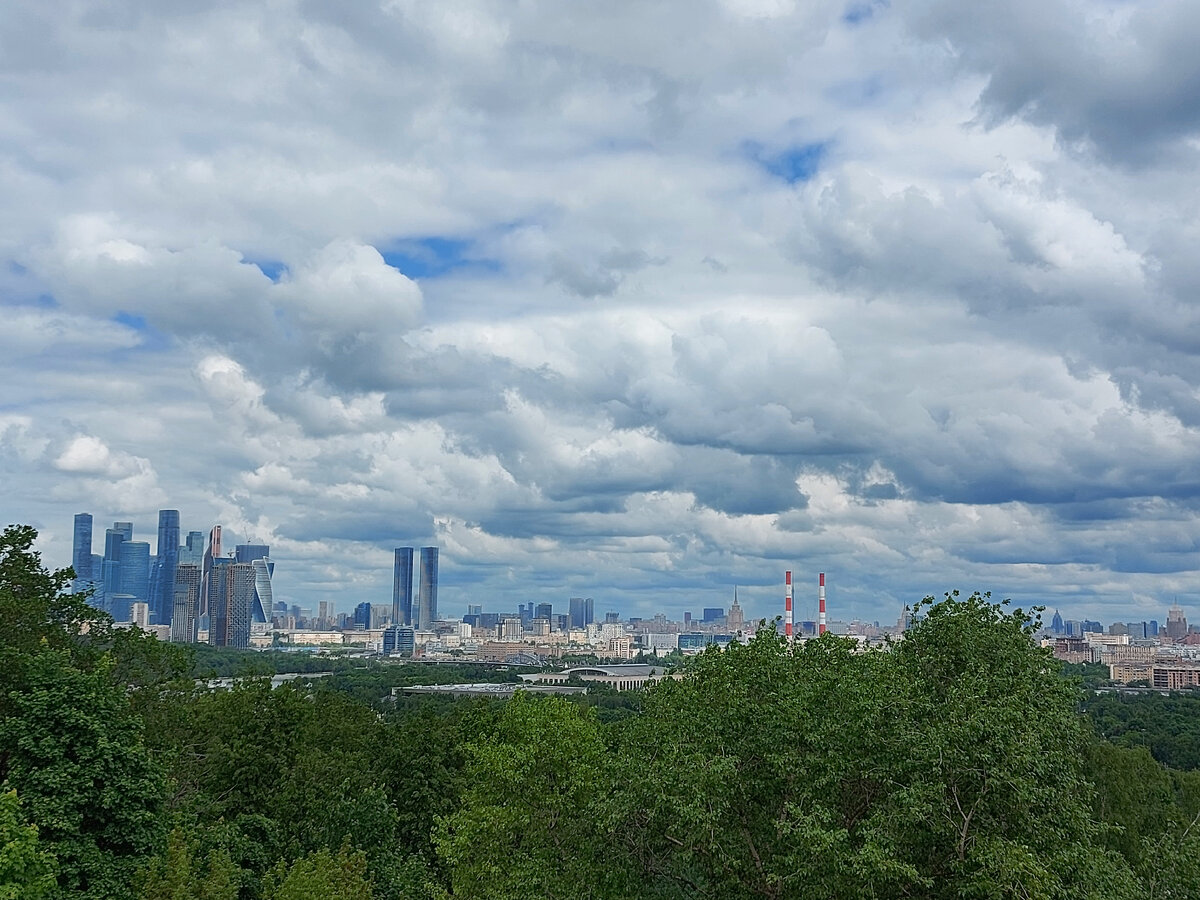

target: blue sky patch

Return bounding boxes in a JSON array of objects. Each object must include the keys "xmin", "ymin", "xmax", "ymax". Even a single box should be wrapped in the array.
[
  {"xmin": 243, "ymin": 258, "xmax": 288, "ymax": 282},
  {"xmin": 382, "ymin": 236, "xmax": 501, "ymax": 280},
  {"xmin": 744, "ymin": 140, "xmax": 829, "ymax": 184}
]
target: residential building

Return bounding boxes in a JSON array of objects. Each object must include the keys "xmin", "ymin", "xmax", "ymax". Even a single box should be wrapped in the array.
[{"xmin": 171, "ymin": 564, "xmax": 201, "ymax": 643}]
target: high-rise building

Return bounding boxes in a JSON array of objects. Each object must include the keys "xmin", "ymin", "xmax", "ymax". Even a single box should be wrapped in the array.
[
  {"xmin": 71, "ymin": 513, "xmax": 93, "ymax": 591},
  {"xmin": 130, "ymin": 602, "xmax": 150, "ymax": 630},
  {"xmin": 181, "ymin": 531, "xmax": 205, "ymax": 567},
  {"xmin": 200, "ymin": 525, "xmax": 222, "ymax": 626},
  {"xmin": 1167, "ymin": 604, "xmax": 1188, "ymax": 640},
  {"xmin": 171, "ymin": 564, "xmax": 201, "ymax": 643},
  {"xmin": 393, "ymin": 547, "xmax": 414, "ymax": 626},
  {"xmin": 728, "ymin": 592, "xmax": 745, "ymax": 632},
  {"xmin": 353, "ymin": 601, "xmax": 372, "ymax": 629},
  {"xmin": 117, "ymin": 540, "xmax": 150, "ymax": 608},
  {"xmin": 417, "ymin": 547, "xmax": 438, "ymax": 629},
  {"xmin": 535, "ymin": 602, "xmax": 553, "ymax": 621},
  {"xmin": 702, "ymin": 607, "xmax": 724, "ymax": 624},
  {"xmin": 568, "ymin": 597, "xmax": 594, "ymax": 629},
  {"xmin": 1051, "ymin": 609, "xmax": 1064, "ymax": 635},
  {"xmin": 234, "ymin": 543, "xmax": 272, "ymax": 623},
  {"xmin": 250, "ymin": 558, "xmax": 273, "ymax": 624},
  {"xmin": 235, "ymin": 543, "xmax": 269, "ymax": 564},
  {"xmin": 100, "ymin": 524, "xmax": 130, "ymax": 613},
  {"xmin": 151, "ymin": 510, "xmax": 181, "ymax": 626},
  {"xmin": 209, "ymin": 560, "xmax": 254, "ymax": 649}
]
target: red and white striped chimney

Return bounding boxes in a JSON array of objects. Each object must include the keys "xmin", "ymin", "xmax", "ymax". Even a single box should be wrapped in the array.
[
  {"xmin": 818, "ymin": 572, "xmax": 827, "ymax": 635},
  {"xmin": 785, "ymin": 570, "xmax": 793, "ymax": 640}
]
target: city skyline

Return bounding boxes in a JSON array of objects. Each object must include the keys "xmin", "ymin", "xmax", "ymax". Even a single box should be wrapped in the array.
[{"xmin": 5, "ymin": 3, "xmax": 1200, "ymax": 624}]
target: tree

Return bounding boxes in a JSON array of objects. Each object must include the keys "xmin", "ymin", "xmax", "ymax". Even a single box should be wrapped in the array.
[
  {"xmin": 0, "ymin": 789, "xmax": 56, "ymax": 900},
  {"xmin": 0, "ymin": 525, "xmax": 164, "ymax": 900},
  {"xmin": 261, "ymin": 845, "xmax": 374, "ymax": 900},
  {"xmin": 435, "ymin": 693, "xmax": 631, "ymax": 899}
]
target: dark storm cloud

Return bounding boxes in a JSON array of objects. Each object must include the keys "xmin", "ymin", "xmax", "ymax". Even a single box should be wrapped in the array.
[{"xmin": 908, "ymin": 0, "xmax": 1200, "ymax": 166}]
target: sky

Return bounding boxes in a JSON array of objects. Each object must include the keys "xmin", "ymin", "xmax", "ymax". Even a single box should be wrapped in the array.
[{"xmin": 3, "ymin": 0, "xmax": 1200, "ymax": 625}]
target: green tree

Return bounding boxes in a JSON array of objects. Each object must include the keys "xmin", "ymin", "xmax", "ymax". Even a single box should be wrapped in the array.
[
  {"xmin": 261, "ymin": 845, "xmax": 374, "ymax": 900},
  {"xmin": 1, "ymin": 525, "xmax": 164, "ymax": 900},
  {"xmin": 0, "ymin": 789, "xmax": 56, "ymax": 900},
  {"xmin": 436, "ymin": 693, "xmax": 630, "ymax": 899},
  {"xmin": 138, "ymin": 828, "xmax": 238, "ymax": 900}
]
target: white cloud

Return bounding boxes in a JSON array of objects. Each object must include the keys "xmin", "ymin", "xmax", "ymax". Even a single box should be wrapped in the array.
[{"xmin": 4, "ymin": 0, "xmax": 1200, "ymax": 623}]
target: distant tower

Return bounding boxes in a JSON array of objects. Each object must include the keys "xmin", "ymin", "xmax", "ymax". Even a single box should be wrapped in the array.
[
  {"xmin": 200, "ymin": 525, "xmax": 222, "ymax": 624},
  {"xmin": 171, "ymin": 564, "xmax": 201, "ymax": 643},
  {"xmin": 785, "ymin": 571, "xmax": 793, "ymax": 640},
  {"xmin": 152, "ymin": 510, "xmax": 181, "ymax": 626},
  {"xmin": 71, "ymin": 513, "xmax": 94, "ymax": 591},
  {"xmin": 728, "ymin": 587, "xmax": 745, "ymax": 632},
  {"xmin": 1166, "ymin": 603, "xmax": 1188, "ymax": 640},
  {"xmin": 209, "ymin": 560, "xmax": 254, "ymax": 649},
  {"xmin": 416, "ymin": 547, "xmax": 438, "ymax": 629},
  {"xmin": 818, "ymin": 573, "xmax": 827, "ymax": 636},
  {"xmin": 1051, "ymin": 609, "xmax": 1064, "ymax": 635},
  {"xmin": 393, "ymin": 547, "xmax": 415, "ymax": 626}
]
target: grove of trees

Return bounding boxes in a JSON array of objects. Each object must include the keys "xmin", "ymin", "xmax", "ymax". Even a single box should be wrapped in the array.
[{"xmin": 4, "ymin": 523, "xmax": 1200, "ymax": 899}]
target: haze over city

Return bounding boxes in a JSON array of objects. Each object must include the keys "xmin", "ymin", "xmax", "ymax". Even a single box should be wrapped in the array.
[{"xmin": 4, "ymin": 1, "xmax": 1200, "ymax": 623}]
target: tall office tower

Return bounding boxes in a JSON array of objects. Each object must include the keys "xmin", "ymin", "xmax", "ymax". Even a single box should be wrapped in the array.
[
  {"xmin": 317, "ymin": 600, "xmax": 331, "ymax": 628},
  {"xmin": 171, "ymin": 564, "xmax": 201, "ymax": 643},
  {"xmin": 416, "ymin": 547, "xmax": 438, "ymax": 629},
  {"xmin": 113, "ymin": 521, "xmax": 133, "ymax": 541},
  {"xmin": 200, "ymin": 525, "xmax": 222, "ymax": 624},
  {"xmin": 393, "ymin": 547, "xmax": 415, "ymax": 626},
  {"xmin": 568, "ymin": 597, "xmax": 595, "ymax": 629},
  {"xmin": 250, "ymin": 558, "xmax": 273, "ymax": 624},
  {"xmin": 234, "ymin": 544, "xmax": 272, "ymax": 623},
  {"xmin": 235, "ymin": 543, "xmax": 269, "ymax": 564},
  {"xmin": 535, "ymin": 602, "xmax": 553, "ymax": 621},
  {"xmin": 71, "ymin": 513, "xmax": 93, "ymax": 591},
  {"xmin": 150, "ymin": 510, "xmax": 181, "ymax": 626},
  {"xmin": 209, "ymin": 561, "xmax": 254, "ymax": 649},
  {"xmin": 100, "ymin": 527, "xmax": 126, "ymax": 614},
  {"xmin": 467, "ymin": 604, "xmax": 482, "ymax": 617},
  {"xmin": 353, "ymin": 601, "xmax": 372, "ymax": 629},
  {"xmin": 1167, "ymin": 604, "xmax": 1188, "ymax": 640},
  {"xmin": 181, "ymin": 531, "xmax": 205, "ymax": 567},
  {"xmin": 117, "ymin": 540, "xmax": 150, "ymax": 607}
]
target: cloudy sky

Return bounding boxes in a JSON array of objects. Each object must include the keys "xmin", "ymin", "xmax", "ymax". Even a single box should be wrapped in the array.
[{"xmin": 4, "ymin": 0, "xmax": 1200, "ymax": 624}]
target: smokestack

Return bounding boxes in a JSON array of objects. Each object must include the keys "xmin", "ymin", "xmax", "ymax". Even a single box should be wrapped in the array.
[
  {"xmin": 818, "ymin": 572, "xmax": 826, "ymax": 635},
  {"xmin": 785, "ymin": 570, "xmax": 793, "ymax": 641}
]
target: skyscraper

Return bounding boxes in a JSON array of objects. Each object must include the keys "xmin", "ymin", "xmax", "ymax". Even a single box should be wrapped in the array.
[
  {"xmin": 101, "ymin": 525, "xmax": 128, "ymax": 614},
  {"xmin": 535, "ymin": 602, "xmax": 553, "ymax": 621},
  {"xmin": 235, "ymin": 543, "xmax": 272, "ymax": 623},
  {"xmin": 393, "ymin": 547, "xmax": 414, "ymax": 626},
  {"xmin": 71, "ymin": 513, "xmax": 93, "ymax": 591},
  {"xmin": 417, "ymin": 547, "xmax": 438, "ymax": 629},
  {"xmin": 200, "ymin": 525, "xmax": 222, "ymax": 627},
  {"xmin": 171, "ymin": 564, "xmax": 201, "ymax": 643},
  {"xmin": 117, "ymin": 540, "xmax": 150, "ymax": 605},
  {"xmin": 569, "ymin": 597, "xmax": 594, "ymax": 629},
  {"xmin": 209, "ymin": 560, "xmax": 254, "ymax": 649},
  {"xmin": 151, "ymin": 509, "xmax": 181, "ymax": 626},
  {"xmin": 250, "ymin": 558, "xmax": 273, "ymax": 624},
  {"xmin": 181, "ymin": 531, "xmax": 205, "ymax": 567}
]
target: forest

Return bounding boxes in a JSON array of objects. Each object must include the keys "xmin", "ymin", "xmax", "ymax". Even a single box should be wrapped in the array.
[{"xmin": 4, "ymin": 522, "xmax": 1200, "ymax": 899}]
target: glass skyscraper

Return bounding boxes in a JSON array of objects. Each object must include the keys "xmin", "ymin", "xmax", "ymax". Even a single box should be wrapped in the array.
[
  {"xmin": 417, "ymin": 547, "xmax": 438, "ymax": 629},
  {"xmin": 393, "ymin": 547, "xmax": 414, "ymax": 626},
  {"xmin": 117, "ymin": 540, "xmax": 150, "ymax": 621},
  {"xmin": 151, "ymin": 509, "xmax": 180, "ymax": 626},
  {"xmin": 71, "ymin": 513, "xmax": 93, "ymax": 590}
]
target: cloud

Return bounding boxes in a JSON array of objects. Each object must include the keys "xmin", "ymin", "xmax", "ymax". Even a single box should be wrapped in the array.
[{"xmin": 5, "ymin": 0, "xmax": 1200, "ymax": 624}]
